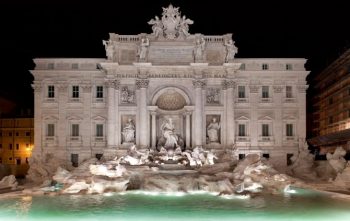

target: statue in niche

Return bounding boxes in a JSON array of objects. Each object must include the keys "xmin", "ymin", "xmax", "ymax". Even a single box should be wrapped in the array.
[
  {"xmin": 137, "ymin": 37, "xmax": 150, "ymax": 62},
  {"xmin": 178, "ymin": 15, "xmax": 193, "ymax": 37},
  {"xmin": 102, "ymin": 40, "xmax": 115, "ymax": 61},
  {"xmin": 122, "ymin": 118, "xmax": 135, "ymax": 143},
  {"xmin": 224, "ymin": 38, "xmax": 238, "ymax": 63},
  {"xmin": 207, "ymin": 117, "xmax": 221, "ymax": 143},
  {"xmin": 148, "ymin": 16, "xmax": 163, "ymax": 38},
  {"xmin": 193, "ymin": 37, "xmax": 206, "ymax": 62},
  {"xmin": 157, "ymin": 118, "xmax": 184, "ymax": 151},
  {"xmin": 207, "ymin": 88, "xmax": 220, "ymax": 104},
  {"xmin": 120, "ymin": 87, "xmax": 135, "ymax": 104}
]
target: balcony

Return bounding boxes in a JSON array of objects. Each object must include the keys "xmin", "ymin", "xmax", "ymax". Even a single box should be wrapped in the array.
[
  {"xmin": 258, "ymin": 136, "xmax": 273, "ymax": 142},
  {"xmin": 284, "ymin": 98, "xmax": 296, "ymax": 103},
  {"xmin": 236, "ymin": 136, "xmax": 250, "ymax": 142},
  {"xmin": 94, "ymin": 136, "xmax": 106, "ymax": 142},
  {"xmin": 236, "ymin": 98, "xmax": 249, "ymax": 103},
  {"xmin": 44, "ymin": 98, "xmax": 57, "ymax": 103},
  {"xmin": 94, "ymin": 98, "xmax": 104, "ymax": 103},
  {"xmin": 260, "ymin": 98, "xmax": 272, "ymax": 103},
  {"xmin": 68, "ymin": 136, "xmax": 82, "ymax": 141}
]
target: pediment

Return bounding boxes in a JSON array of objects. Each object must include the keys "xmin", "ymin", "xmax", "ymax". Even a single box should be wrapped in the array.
[
  {"xmin": 43, "ymin": 115, "xmax": 59, "ymax": 121},
  {"xmin": 66, "ymin": 115, "xmax": 83, "ymax": 121},
  {"xmin": 92, "ymin": 115, "xmax": 106, "ymax": 121},
  {"xmin": 283, "ymin": 115, "xmax": 297, "ymax": 120},
  {"xmin": 236, "ymin": 115, "xmax": 250, "ymax": 121},
  {"xmin": 258, "ymin": 115, "xmax": 273, "ymax": 121}
]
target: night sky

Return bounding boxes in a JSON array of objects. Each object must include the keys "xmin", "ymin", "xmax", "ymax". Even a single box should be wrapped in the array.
[{"xmin": 0, "ymin": 0, "xmax": 349, "ymax": 111}]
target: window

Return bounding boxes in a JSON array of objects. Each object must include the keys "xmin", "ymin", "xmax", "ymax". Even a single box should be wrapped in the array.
[
  {"xmin": 96, "ymin": 86, "xmax": 104, "ymax": 98},
  {"xmin": 26, "ymin": 157, "xmax": 29, "ymax": 164},
  {"xmin": 47, "ymin": 124, "xmax": 55, "ymax": 136},
  {"xmin": 9, "ymin": 157, "xmax": 12, "ymax": 161},
  {"xmin": 0, "ymin": 157, "xmax": 2, "ymax": 164},
  {"xmin": 96, "ymin": 124, "xmax": 103, "ymax": 137},
  {"xmin": 9, "ymin": 144, "xmax": 12, "ymax": 150},
  {"xmin": 9, "ymin": 132, "xmax": 12, "ymax": 136},
  {"xmin": 72, "ymin": 63, "xmax": 79, "ymax": 69},
  {"xmin": 348, "ymin": 110, "xmax": 350, "ymax": 118},
  {"xmin": 238, "ymin": 86, "xmax": 246, "ymax": 98},
  {"xmin": 48, "ymin": 85, "xmax": 55, "ymax": 98},
  {"xmin": 262, "ymin": 86, "xmax": 269, "ymax": 98},
  {"xmin": 348, "ymin": 88, "xmax": 350, "ymax": 96},
  {"xmin": 262, "ymin": 124, "xmax": 269, "ymax": 136},
  {"xmin": 0, "ymin": 132, "xmax": 2, "ymax": 137},
  {"xmin": 0, "ymin": 144, "xmax": 2, "ymax": 149},
  {"xmin": 286, "ymin": 86, "xmax": 292, "ymax": 98},
  {"xmin": 16, "ymin": 144, "xmax": 19, "ymax": 150},
  {"xmin": 329, "ymin": 116, "xmax": 333, "ymax": 124},
  {"xmin": 329, "ymin": 97, "xmax": 333, "ymax": 105},
  {"xmin": 71, "ymin": 124, "xmax": 79, "ymax": 137},
  {"xmin": 262, "ymin": 64, "xmax": 269, "ymax": 70},
  {"xmin": 25, "ymin": 132, "xmax": 31, "ymax": 136},
  {"xmin": 72, "ymin": 86, "xmax": 79, "ymax": 98},
  {"xmin": 16, "ymin": 132, "xmax": 19, "ymax": 136},
  {"xmin": 48, "ymin": 63, "xmax": 54, "ymax": 69},
  {"xmin": 286, "ymin": 64, "xmax": 293, "ymax": 70},
  {"xmin": 238, "ymin": 124, "xmax": 246, "ymax": 136},
  {"xmin": 286, "ymin": 124, "xmax": 293, "ymax": 136}
]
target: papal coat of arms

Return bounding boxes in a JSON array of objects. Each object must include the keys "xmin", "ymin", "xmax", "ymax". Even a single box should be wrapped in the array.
[{"xmin": 148, "ymin": 4, "xmax": 193, "ymax": 39}]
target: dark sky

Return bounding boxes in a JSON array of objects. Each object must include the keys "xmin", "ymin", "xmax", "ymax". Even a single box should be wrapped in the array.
[{"xmin": 0, "ymin": 0, "xmax": 349, "ymax": 108}]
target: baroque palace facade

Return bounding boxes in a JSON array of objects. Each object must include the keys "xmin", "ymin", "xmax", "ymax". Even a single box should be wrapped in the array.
[{"xmin": 31, "ymin": 5, "xmax": 309, "ymax": 167}]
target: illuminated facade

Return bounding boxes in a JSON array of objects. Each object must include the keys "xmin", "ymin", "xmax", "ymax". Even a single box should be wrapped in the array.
[
  {"xmin": 30, "ymin": 5, "xmax": 309, "ymax": 167},
  {"xmin": 309, "ymin": 49, "xmax": 350, "ymax": 152},
  {"xmin": 0, "ymin": 118, "xmax": 33, "ymax": 175}
]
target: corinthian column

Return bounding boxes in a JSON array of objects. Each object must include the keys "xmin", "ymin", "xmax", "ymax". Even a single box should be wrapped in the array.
[
  {"xmin": 184, "ymin": 111, "xmax": 192, "ymax": 148},
  {"xmin": 106, "ymin": 80, "xmax": 116, "ymax": 148},
  {"xmin": 224, "ymin": 80, "xmax": 235, "ymax": 146},
  {"xmin": 193, "ymin": 79, "xmax": 205, "ymax": 147},
  {"xmin": 136, "ymin": 79, "xmax": 149, "ymax": 147}
]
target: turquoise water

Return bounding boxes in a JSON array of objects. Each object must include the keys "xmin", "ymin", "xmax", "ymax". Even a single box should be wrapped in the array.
[{"xmin": 1, "ymin": 189, "xmax": 350, "ymax": 221}]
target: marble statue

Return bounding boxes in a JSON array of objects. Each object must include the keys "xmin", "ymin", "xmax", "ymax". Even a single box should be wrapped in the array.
[
  {"xmin": 120, "ymin": 87, "xmax": 135, "ymax": 103},
  {"xmin": 148, "ymin": 16, "xmax": 163, "ymax": 38},
  {"xmin": 102, "ymin": 40, "xmax": 115, "ymax": 61},
  {"xmin": 138, "ymin": 37, "xmax": 149, "ymax": 62},
  {"xmin": 160, "ymin": 118, "xmax": 179, "ymax": 149},
  {"xmin": 224, "ymin": 38, "xmax": 238, "ymax": 63},
  {"xmin": 122, "ymin": 118, "xmax": 135, "ymax": 143},
  {"xmin": 178, "ymin": 15, "xmax": 193, "ymax": 37},
  {"xmin": 207, "ymin": 117, "xmax": 221, "ymax": 143},
  {"xmin": 205, "ymin": 150, "xmax": 218, "ymax": 165},
  {"xmin": 193, "ymin": 37, "xmax": 206, "ymax": 62}
]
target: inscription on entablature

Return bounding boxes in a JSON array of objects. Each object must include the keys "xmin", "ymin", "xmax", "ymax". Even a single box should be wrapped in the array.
[{"xmin": 148, "ymin": 46, "xmax": 193, "ymax": 63}]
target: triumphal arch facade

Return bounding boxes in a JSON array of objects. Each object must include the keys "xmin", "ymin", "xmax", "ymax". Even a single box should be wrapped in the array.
[{"xmin": 31, "ymin": 5, "xmax": 309, "ymax": 167}]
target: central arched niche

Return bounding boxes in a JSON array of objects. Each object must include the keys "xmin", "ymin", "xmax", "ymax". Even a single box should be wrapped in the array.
[{"xmin": 153, "ymin": 87, "xmax": 190, "ymax": 110}]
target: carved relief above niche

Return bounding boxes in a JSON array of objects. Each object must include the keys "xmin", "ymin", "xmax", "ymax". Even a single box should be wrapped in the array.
[
  {"xmin": 120, "ymin": 86, "xmax": 136, "ymax": 104},
  {"xmin": 206, "ymin": 88, "xmax": 220, "ymax": 105}
]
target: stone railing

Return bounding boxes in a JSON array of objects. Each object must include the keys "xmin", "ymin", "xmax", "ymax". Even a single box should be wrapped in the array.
[
  {"xmin": 203, "ymin": 36, "xmax": 225, "ymax": 43},
  {"xmin": 116, "ymin": 35, "xmax": 140, "ymax": 42}
]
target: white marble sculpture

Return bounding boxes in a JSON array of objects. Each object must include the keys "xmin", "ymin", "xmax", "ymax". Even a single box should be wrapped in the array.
[
  {"xmin": 224, "ymin": 38, "xmax": 238, "ymax": 63},
  {"xmin": 102, "ymin": 40, "xmax": 115, "ymax": 61},
  {"xmin": 178, "ymin": 15, "xmax": 193, "ymax": 37},
  {"xmin": 148, "ymin": 16, "xmax": 163, "ymax": 38},
  {"xmin": 207, "ymin": 118, "xmax": 221, "ymax": 143},
  {"xmin": 122, "ymin": 118, "xmax": 135, "ymax": 143},
  {"xmin": 161, "ymin": 118, "xmax": 179, "ymax": 149},
  {"xmin": 207, "ymin": 88, "xmax": 220, "ymax": 104},
  {"xmin": 193, "ymin": 37, "xmax": 206, "ymax": 62},
  {"xmin": 326, "ymin": 146, "xmax": 347, "ymax": 173},
  {"xmin": 138, "ymin": 37, "xmax": 149, "ymax": 62},
  {"xmin": 205, "ymin": 150, "xmax": 218, "ymax": 165}
]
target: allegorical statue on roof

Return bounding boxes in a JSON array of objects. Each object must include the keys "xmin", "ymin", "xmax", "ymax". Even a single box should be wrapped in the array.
[{"xmin": 148, "ymin": 4, "xmax": 193, "ymax": 39}]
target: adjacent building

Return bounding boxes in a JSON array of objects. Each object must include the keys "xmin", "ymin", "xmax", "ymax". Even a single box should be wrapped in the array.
[
  {"xmin": 30, "ymin": 5, "xmax": 309, "ymax": 168},
  {"xmin": 0, "ymin": 118, "xmax": 33, "ymax": 176},
  {"xmin": 308, "ymin": 49, "xmax": 350, "ymax": 153}
]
